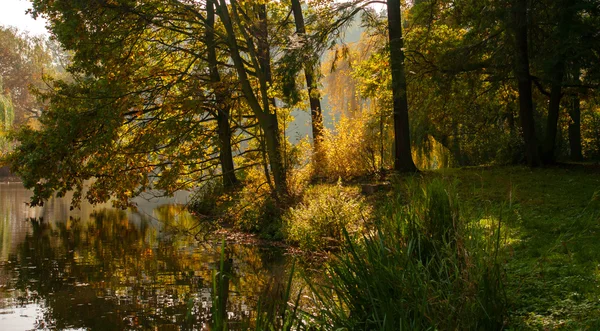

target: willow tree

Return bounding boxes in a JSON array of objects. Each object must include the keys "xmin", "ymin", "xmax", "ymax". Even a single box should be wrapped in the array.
[{"xmin": 0, "ymin": 90, "xmax": 14, "ymax": 132}]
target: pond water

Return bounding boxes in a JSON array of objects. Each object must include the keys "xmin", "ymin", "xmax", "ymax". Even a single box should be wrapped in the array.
[{"xmin": 0, "ymin": 182, "xmax": 290, "ymax": 330}]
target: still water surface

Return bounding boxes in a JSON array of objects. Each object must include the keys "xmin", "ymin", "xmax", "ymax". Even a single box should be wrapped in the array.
[{"xmin": 0, "ymin": 182, "xmax": 288, "ymax": 330}]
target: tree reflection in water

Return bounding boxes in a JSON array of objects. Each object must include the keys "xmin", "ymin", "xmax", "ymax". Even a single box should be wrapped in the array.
[{"xmin": 0, "ymin": 204, "xmax": 288, "ymax": 330}]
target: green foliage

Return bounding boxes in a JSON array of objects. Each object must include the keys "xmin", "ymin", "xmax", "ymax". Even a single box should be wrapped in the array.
[
  {"xmin": 0, "ymin": 91, "xmax": 14, "ymax": 155},
  {"xmin": 283, "ymin": 182, "xmax": 370, "ymax": 251},
  {"xmin": 309, "ymin": 180, "xmax": 506, "ymax": 330},
  {"xmin": 0, "ymin": 92, "xmax": 14, "ymax": 132}
]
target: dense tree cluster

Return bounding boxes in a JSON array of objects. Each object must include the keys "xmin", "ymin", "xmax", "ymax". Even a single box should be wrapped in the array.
[
  {"xmin": 327, "ymin": 0, "xmax": 600, "ymax": 167},
  {"xmin": 3, "ymin": 0, "xmax": 600, "ymax": 211}
]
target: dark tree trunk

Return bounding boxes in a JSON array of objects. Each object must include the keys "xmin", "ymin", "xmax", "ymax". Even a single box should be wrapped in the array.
[
  {"xmin": 290, "ymin": 0, "xmax": 324, "ymax": 164},
  {"xmin": 542, "ymin": 2, "xmax": 572, "ymax": 164},
  {"xmin": 511, "ymin": 0, "xmax": 541, "ymax": 167},
  {"xmin": 207, "ymin": 0, "xmax": 238, "ymax": 189},
  {"xmin": 387, "ymin": 0, "xmax": 417, "ymax": 172},
  {"xmin": 569, "ymin": 68, "xmax": 583, "ymax": 161},
  {"xmin": 568, "ymin": 97, "xmax": 583, "ymax": 161},
  {"xmin": 541, "ymin": 60, "xmax": 565, "ymax": 164}
]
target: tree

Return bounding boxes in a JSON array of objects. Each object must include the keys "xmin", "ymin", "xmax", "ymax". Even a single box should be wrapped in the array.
[
  {"xmin": 215, "ymin": 0, "xmax": 288, "ymax": 197},
  {"xmin": 509, "ymin": 0, "xmax": 541, "ymax": 167},
  {"xmin": 290, "ymin": 0, "xmax": 325, "ymax": 167},
  {"xmin": 206, "ymin": 0, "xmax": 238, "ymax": 189},
  {"xmin": 387, "ymin": 0, "xmax": 417, "ymax": 172},
  {"xmin": 0, "ymin": 84, "xmax": 14, "ymax": 155},
  {"xmin": 0, "ymin": 85, "xmax": 14, "ymax": 132},
  {"xmin": 8, "ymin": 0, "xmax": 239, "ymax": 206},
  {"xmin": 533, "ymin": 0, "xmax": 600, "ymax": 163},
  {"xmin": 0, "ymin": 26, "xmax": 57, "ymax": 125},
  {"xmin": 10, "ymin": 0, "xmax": 304, "ymax": 207}
]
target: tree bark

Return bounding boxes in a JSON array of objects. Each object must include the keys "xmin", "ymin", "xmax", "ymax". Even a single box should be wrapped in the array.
[
  {"xmin": 290, "ymin": 0, "xmax": 324, "ymax": 166},
  {"xmin": 569, "ymin": 68, "xmax": 583, "ymax": 161},
  {"xmin": 541, "ymin": 60, "xmax": 565, "ymax": 164},
  {"xmin": 511, "ymin": 0, "xmax": 541, "ymax": 167},
  {"xmin": 207, "ymin": 0, "xmax": 238, "ymax": 189},
  {"xmin": 387, "ymin": 0, "xmax": 417, "ymax": 172}
]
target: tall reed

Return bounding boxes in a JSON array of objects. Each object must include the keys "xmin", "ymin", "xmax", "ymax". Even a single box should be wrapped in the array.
[{"xmin": 309, "ymin": 179, "xmax": 506, "ymax": 330}]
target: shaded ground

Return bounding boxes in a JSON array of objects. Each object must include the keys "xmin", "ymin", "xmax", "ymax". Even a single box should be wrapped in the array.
[{"xmin": 426, "ymin": 166, "xmax": 600, "ymax": 329}]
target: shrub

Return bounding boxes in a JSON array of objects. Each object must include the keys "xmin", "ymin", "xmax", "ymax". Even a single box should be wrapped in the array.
[
  {"xmin": 321, "ymin": 112, "xmax": 387, "ymax": 180},
  {"xmin": 283, "ymin": 182, "xmax": 370, "ymax": 251}
]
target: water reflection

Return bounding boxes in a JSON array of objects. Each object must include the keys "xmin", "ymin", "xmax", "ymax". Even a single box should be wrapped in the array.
[{"xmin": 0, "ymin": 183, "xmax": 287, "ymax": 330}]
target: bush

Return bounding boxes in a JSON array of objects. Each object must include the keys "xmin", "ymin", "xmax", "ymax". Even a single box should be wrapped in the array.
[
  {"xmin": 283, "ymin": 182, "xmax": 371, "ymax": 251},
  {"xmin": 320, "ymin": 112, "xmax": 387, "ymax": 180},
  {"xmin": 310, "ymin": 179, "xmax": 507, "ymax": 330}
]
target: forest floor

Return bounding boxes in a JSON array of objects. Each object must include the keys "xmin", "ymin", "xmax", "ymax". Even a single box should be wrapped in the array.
[{"xmin": 416, "ymin": 165, "xmax": 600, "ymax": 329}]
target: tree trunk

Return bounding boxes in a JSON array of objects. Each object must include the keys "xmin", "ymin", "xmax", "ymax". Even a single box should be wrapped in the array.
[
  {"xmin": 290, "ymin": 0, "xmax": 324, "ymax": 166},
  {"xmin": 261, "ymin": 113, "xmax": 287, "ymax": 196},
  {"xmin": 511, "ymin": 0, "xmax": 541, "ymax": 167},
  {"xmin": 542, "ymin": 2, "xmax": 572, "ymax": 164},
  {"xmin": 207, "ymin": 0, "xmax": 238, "ymax": 189},
  {"xmin": 387, "ymin": 0, "xmax": 417, "ymax": 172},
  {"xmin": 216, "ymin": 0, "xmax": 287, "ymax": 196},
  {"xmin": 255, "ymin": 3, "xmax": 287, "ymax": 197},
  {"xmin": 569, "ymin": 68, "xmax": 583, "ymax": 161},
  {"xmin": 541, "ymin": 60, "xmax": 565, "ymax": 164}
]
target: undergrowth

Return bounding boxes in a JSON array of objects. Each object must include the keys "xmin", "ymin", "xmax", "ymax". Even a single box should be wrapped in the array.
[
  {"xmin": 199, "ymin": 165, "xmax": 600, "ymax": 329},
  {"xmin": 283, "ymin": 181, "xmax": 371, "ymax": 251},
  {"xmin": 210, "ymin": 179, "xmax": 508, "ymax": 330}
]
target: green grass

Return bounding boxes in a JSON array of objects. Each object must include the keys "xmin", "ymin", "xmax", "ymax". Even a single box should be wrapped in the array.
[{"xmin": 429, "ymin": 165, "xmax": 600, "ymax": 329}]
